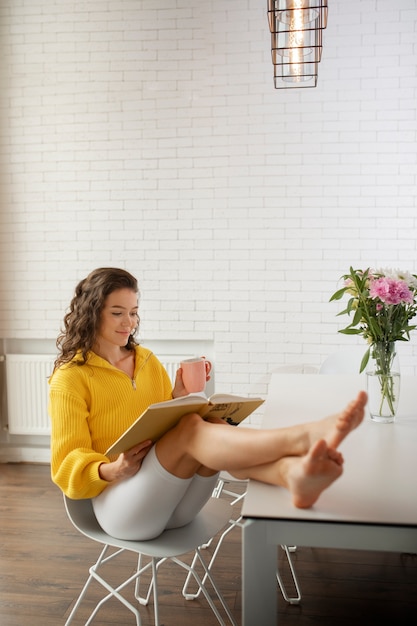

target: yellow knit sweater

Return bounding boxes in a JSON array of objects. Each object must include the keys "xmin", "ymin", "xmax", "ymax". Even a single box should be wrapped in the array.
[{"xmin": 49, "ymin": 346, "xmax": 172, "ymax": 499}]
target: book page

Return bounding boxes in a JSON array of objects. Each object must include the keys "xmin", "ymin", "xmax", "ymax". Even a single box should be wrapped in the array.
[
  {"xmin": 208, "ymin": 393, "xmax": 263, "ymax": 403},
  {"xmin": 201, "ymin": 398, "xmax": 264, "ymax": 426},
  {"xmin": 147, "ymin": 392, "xmax": 208, "ymax": 409}
]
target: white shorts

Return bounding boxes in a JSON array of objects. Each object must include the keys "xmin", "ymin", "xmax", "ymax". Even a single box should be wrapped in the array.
[{"xmin": 92, "ymin": 446, "xmax": 219, "ymax": 540}]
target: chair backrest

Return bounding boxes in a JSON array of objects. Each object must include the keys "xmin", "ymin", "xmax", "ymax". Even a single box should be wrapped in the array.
[
  {"xmin": 64, "ymin": 496, "xmax": 105, "ymax": 540},
  {"xmin": 319, "ymin": 347, "xmax": 365, "ymax": 375},
  {"xmin": 271, "ymin": 364, "xmax": 319, "ymax": 374}
]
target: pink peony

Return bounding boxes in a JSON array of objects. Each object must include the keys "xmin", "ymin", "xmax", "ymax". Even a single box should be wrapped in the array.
[{"xmin": 369, "ymin": 277, "xmax": 414, "ymax": 305}]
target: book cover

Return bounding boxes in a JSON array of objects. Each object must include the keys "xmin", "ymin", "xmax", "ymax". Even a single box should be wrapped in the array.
[{"xmin": 106, "ymin": 393, "xmax": 264, "ymax": 456}]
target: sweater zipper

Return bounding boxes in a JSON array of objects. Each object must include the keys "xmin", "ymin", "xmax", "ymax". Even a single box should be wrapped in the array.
[
  {"xmin": 131, "ymin": 352, "xmax": 152, "ymax": 391},
  {"xmin": 130, "ymin": 350, "xmax": 152, "ymax": 391}
]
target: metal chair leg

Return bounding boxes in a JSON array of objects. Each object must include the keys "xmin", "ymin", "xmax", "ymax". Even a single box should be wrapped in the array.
[
  {"xmin": 276, "ymin": 545, "xmax": 302, "ymax": 604},
  {"xmin": 209, "ymin": 477, "xmax": 303, "ymax": 605}
]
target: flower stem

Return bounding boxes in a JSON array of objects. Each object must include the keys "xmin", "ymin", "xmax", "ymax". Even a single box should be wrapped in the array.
[{"xmin": 370, "ymin": 342, "xmax": 398, "ymax": 417}]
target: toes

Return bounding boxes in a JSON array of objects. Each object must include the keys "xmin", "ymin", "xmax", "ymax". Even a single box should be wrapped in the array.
[
  {"xmin": 328, "ymin": 448, "xmax": 344, "ymax": 465},
  {"xmin": 310, "ymin": 440, "xmax": 343, "ymax": 465},
  {"xmin": 309, "ymin": 438, "xmax": 328, "ymax": 459}
]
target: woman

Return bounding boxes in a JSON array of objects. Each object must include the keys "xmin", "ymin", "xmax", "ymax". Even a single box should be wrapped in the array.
[{"xmin": 49, "ymin": 267, "xmax": 367, "ymax": 540}]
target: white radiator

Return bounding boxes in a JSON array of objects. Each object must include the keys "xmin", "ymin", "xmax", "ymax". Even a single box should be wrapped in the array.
[
  {"xmin": 5, "ymin": 354, "xmax": 55, "ymax": 435},
  {"xmin": 159, "ymin": 355, "xmax": 194, "ymax": 386},
  {"xmin": 5, "ymin": 353, "xmax": 193, "ymax": 436}
]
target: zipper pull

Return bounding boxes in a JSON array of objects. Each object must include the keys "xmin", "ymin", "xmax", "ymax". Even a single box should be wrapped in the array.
[{"xmin": 131, "ymin": 379, "xmax": 137, "ymax": 390}]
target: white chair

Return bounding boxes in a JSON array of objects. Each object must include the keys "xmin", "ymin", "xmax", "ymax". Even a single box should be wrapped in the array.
[
  {"xmin": 319, "ymin": 347, "xmax": 365, "ymax": 375},
  {"xmin": 183, "ymin": 472, "xmax": 301, "ymax": 605},
  {"xmin": 63, "ymin": 495, "xmax": 238, "ymax": 626},
  {"xmin": 183, "ymin": 365, "xmax": 309, "ymax": 607}
]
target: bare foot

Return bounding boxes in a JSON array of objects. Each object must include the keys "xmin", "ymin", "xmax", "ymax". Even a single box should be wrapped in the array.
[
  {"xmin": 286, "ymin": 439, "xmax": 344, "ymax": 509},
  {"xmin": 307, "ymin": 390, "xmax": 367, "ymax": 451}
]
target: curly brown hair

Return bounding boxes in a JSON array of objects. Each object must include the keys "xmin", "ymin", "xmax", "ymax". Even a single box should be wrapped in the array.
[{"xmin": 54, "ymin": 267, "xmax": 139, "ymax": 370}]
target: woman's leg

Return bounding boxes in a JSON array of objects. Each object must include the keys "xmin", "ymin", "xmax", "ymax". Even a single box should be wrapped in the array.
[
  {"xmin": 92, "ymin": 446, "xmax": 217, "ymax": 540},
  {"xmin": 93, "ymin": 446, "xmax": 190, "ymax": 540},
  {"xmin": 232, "ymin": 438, "xmax": 345, "ymax": 508},
  {"xmin": 155, "ymin": 390, "xmax": 367, "ymax": 508},
  {"xmin": 165, "ymin": 472, "xmax": 219, "ymax": 529}
]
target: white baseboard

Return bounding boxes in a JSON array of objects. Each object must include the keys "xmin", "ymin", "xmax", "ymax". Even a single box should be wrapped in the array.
[{"xmin": 0, "ymin": 446, "xmax": 50, "ymax": 464}]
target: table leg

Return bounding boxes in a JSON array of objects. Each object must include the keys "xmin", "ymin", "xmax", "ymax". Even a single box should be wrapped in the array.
[{"xmin": 242, "ymin": 519, "xmax": 277, "ymax": 626}]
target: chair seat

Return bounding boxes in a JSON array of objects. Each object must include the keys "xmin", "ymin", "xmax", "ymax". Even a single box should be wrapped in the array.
[{"xmin": 65, "ymin": 495, "xmax": 231, "ymax": 558}]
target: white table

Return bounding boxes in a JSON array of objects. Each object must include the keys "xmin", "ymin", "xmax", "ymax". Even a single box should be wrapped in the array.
[{"xmin": 241, "ymin": 374, "xmax": 417, "ymax": 626}]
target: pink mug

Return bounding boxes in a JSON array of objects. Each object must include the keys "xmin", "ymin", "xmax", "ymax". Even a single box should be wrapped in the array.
[{"xmin": 180, "ymin": 357, "xmax": 212, "ymax": 394}]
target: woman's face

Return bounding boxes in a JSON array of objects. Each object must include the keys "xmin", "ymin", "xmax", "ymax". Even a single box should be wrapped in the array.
[{"xmin": 96, "ymin": 288, "xmax": 139, "ymax": 348}]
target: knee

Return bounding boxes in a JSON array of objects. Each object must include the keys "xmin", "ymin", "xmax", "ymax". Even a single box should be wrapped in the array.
[{"xmin": 175, "ymin": 412, "xmax": 204, "ymax": 440}]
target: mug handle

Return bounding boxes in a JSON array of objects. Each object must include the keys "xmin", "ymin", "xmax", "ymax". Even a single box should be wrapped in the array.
[{"xmin": 201, "ymin": 356, "xmax": 212, "ymax": 378}]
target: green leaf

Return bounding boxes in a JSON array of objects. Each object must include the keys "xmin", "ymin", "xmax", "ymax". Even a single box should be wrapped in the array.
[
  {"xmin": 368, "ymin": 317, "xmax": 381, "ymax": 340},
  {"xmin": 359, "ymin": 348, "xmax": 370, "ymax": 373},
  {"xmin": 351, "ymin": 307, "xmax": 363, "ymax": 326},
  {"xmin": 329, "ymin": 287, "xmax": 347, "ymax": 302},
  {"xmin": 346, "ymin": 297, "xmax": 357, "ymax": 314}
]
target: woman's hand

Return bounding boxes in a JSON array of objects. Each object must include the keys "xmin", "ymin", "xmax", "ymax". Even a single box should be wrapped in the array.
[
  {"xmin": 172, "ymin": 367, "xmax": 188, "ymax": 398},
  {"xmin": 99, "ymin": 439, "xmax": 153, "ymax": 483}
]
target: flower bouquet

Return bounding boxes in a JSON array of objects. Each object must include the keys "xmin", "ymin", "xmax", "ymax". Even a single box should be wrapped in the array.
[{"xmin": 330, "ymin": 267, "xmax": 417, "ymax": 419}]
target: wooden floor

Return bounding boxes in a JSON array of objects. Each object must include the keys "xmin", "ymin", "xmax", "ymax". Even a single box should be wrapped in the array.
[{"xmin": 1, "ymin": 463, "xmax": 416, "ymax": 626}]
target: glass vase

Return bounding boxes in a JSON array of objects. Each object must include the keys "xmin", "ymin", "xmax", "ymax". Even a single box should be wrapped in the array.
[{"xmin": 366, "ymin": 342, "xmax": 400, "ymax": 423}]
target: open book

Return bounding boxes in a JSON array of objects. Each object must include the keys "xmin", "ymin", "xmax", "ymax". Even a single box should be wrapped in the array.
[{"xmin": 106, "ymin": 393, "xmax": 264, "ymax": 456}]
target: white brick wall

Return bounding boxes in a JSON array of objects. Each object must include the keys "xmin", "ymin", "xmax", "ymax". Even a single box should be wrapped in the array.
[{"xmin": 1, "ymin": 0, "xmax": 417, "ymax": 410}]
